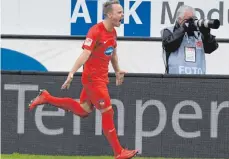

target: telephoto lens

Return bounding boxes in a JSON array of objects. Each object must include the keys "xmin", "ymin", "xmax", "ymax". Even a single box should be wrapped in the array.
[{"xmin": 194, "ymin": 19, "xmax": 220, "ymax": 29}]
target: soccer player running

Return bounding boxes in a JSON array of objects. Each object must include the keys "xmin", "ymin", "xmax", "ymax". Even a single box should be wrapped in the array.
[{"xmin": 29, "ymin": 0, "xmax": 138, "ymax": 158}]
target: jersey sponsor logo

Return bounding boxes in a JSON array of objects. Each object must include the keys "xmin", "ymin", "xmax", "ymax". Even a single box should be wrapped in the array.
[
  {"xmin": 104, "ymin": 47, "xmax": 114, "ymax": 56},
  {"xmin": 103, "ymin": 40, "xmax": 108, "ymax": 44},
  {"xmin": 84, "ymin": 38, "xmax": 93, "ymax": 46}
]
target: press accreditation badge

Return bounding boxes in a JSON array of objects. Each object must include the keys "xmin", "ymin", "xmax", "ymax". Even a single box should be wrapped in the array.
[{"xmin": 185, "ymin": 47, "xmax": 196, "ymax": 62}]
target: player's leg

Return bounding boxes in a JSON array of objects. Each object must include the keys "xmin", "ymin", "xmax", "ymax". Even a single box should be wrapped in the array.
[
  {"xmin": 84, "ymin": 83, "xmax": 138, "ymax": 159},
  {"xmin": 99, "ymin": 100, "xmax": 138, "ymax": 159},
  {"xmin": 29, "ymin": 89, "xmax": 93, "ymax": 118}
]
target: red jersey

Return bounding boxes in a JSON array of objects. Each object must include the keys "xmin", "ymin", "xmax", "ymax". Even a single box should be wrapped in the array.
[{"xmin": 81, "ymin": 22, "xmax": 117, "ymax": 84}]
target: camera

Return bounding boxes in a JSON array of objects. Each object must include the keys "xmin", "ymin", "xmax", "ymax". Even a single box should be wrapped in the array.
[{"xmin": 193, "ymin": 18, "xmax": 220, "ymax": 29}]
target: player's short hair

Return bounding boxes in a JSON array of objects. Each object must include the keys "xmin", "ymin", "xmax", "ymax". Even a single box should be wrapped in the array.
[{"xmin": 103, "ymin": 0, "xmax": 120, "ymax": 17}]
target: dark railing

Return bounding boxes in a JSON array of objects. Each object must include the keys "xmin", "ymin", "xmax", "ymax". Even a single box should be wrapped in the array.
[
  {"xmin": 1, "ymin": 71, "xmax": 229, "ymax": 79},
  {"xmin": 1, "ymin": 34, "xmax": 229, "ymax": 43}
]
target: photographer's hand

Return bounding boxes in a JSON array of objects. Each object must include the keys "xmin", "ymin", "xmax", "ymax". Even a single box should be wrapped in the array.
[
  {"xmin": 182, "ymin": 18, "xmax": 197, "ymax": 33},
  {"xmin": 199, "ymin": 27, "xmax": 210, "ymax": 37},
  {"xmin": 188, "ymin": 19, "xmax": 198, "ymax": 32},
  {"xmin": 181, "ymin": 19, "xmax": 189, "ymax": 32}
]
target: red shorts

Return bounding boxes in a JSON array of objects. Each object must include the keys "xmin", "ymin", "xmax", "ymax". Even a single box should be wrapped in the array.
[{"xmin": 79, "ymin": 82, "xmax": 111, "ymax": 110}]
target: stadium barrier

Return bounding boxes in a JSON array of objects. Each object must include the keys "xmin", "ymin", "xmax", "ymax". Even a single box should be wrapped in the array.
[
  {"xmin": 1, "ymin": 34, "xmax": 229, "ymax": 43},
  {"xmin": 1, "ymin": 35, "xmax": 229, "ymax": 75},
  {"xmin": 1, "ymin": 71, "xmax": 229, "ymax": 158}
]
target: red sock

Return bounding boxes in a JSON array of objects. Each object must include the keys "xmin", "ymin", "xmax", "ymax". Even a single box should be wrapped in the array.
[
  {"xmin": 102, "ymin": 109, "xmax": 123, "ymax": 156},
  {"xmin": 46, "ymin": 95, "xmax": 89, "ymax": 117}
]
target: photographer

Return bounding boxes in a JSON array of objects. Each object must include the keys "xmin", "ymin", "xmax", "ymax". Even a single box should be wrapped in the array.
[{"xmin": 161, "ymin": 5, "xmax": 219, "ymax": 74}]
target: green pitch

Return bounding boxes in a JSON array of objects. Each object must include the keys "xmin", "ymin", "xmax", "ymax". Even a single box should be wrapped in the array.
[
  {"xmin": 1, "ymin": 154, "xmax": 163, "ymax": 159},
  {"xmin": 1, "ymin": 153, "xmax": 216, "ymax": 159}
]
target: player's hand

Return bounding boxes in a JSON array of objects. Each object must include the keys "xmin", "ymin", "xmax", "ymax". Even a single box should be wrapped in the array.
[
  {"xmin": 115, "ymin": 70, "xmax": 126, "ymax": 86},
  {"xmin": 61, "ymin": 73, "xmax": 74, "ymax": 89}
]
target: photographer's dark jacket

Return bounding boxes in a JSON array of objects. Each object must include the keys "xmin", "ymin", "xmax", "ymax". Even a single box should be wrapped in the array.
[{"xmin": 161, "ymin": 23, "xmax": 218, "ymax": 74}]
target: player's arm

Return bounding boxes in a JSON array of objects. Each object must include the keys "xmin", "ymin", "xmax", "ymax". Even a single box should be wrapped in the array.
[
  {"xmin": 111, "ymin": 48, "xmax": 121, "ymax": 73},
  {"xmin": 61, "ymin": 27, "xmax": 98, "ymax": 89},
  {"xmin": 68, "ymin": 49, "xmax": 91, "ymax": 77},
  {"xmin": 69, "ymin": 27, "xmax": 98, "ymax": 77},
  {"xmin": 61, "ymin": 49, "xmax": 91, "ymax": 89},
  {"xmin": 111, "ymin": 48, "xmax": 125, "ymax": 86}
]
